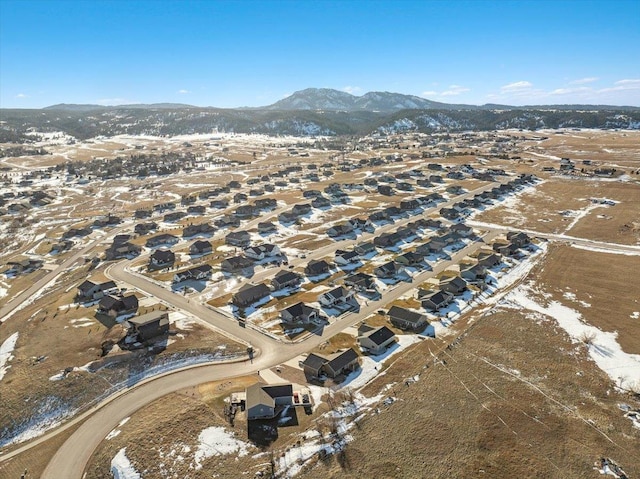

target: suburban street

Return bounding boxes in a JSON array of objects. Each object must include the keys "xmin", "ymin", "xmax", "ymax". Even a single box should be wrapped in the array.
[{"xmin": 3, "ymin": 180, "xmax": 512, "ymax": 476}]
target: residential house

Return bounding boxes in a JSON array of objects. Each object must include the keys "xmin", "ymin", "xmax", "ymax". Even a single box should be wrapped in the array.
[
  {"xmin": 246, "ymin": 383, "xmax": 293, "ymax": 420},
  {"xmin": 318, "ymin": 286, "xmax": 355, "ymax": 308},
  {"xmin": 344, "ymin": 272, "xmax": 377, "ymax": 292},
  {"xmin": 493, "ymin": 241, "xmax": 518, "ymax": 256},
  {"xmin": 348, "ymin": 217, "xmax": 373, "ymax": 232},
  {"xmin": 220, "ymin": 256, "xmax": 254, "ymax": 273},
  {"xmin": 357, "ymin": 325, "xmax": 397, "ymax": 355},
  {"xmin": 97, "ymin": 294, "xmax": 139, "ymax": 317},
  {"xmin": 271, "ymin": 270, "xmax": 302, "ymax": 290},
  {"xmin": 149, "ymin": 248, "xmax": 175, "ymax": 270},
  {"xmin": 373, "ymin": 232, "xmax": 402, "ymax": 249},
  {"xmin": 388, "ymin": 305, "xmax": 428, "ymax": 331},
  {"xmin": 254, "ymin": 198, "xmax": 277, "ymax": 210},
  {"xmin": 134, "ymin": 222, "xmax": 158, "ymax": 235},
  {"xmin": 280, "ymin": 302, "xmax": 320, "ymax": 324},
  {"xmin": 304, "ymin": 259, "xmax": 331, "ymax": 277},
  {"xmin": 257, "ymin": 221, "xmax": 276, "ymax": 234},
  {"xmin": 225, "ymin": 231, "xmax": 251, "ymax": 247},
  {"xmin": 187, "ymin": 205, "xmax": 206, "ymax": 215},
  {"xmin": 233, "ymin": 192, "xmax": 248, "ymax": 203},
  {"xmin": 190, "ymin": 240, "xmax": 212, "ymax": 256},
  {"xmin": 300, "ymin": 348, "xmax": 360, "ymax": 379},
  {"xmin": 450, "ymin": 223, "xmax": 473, "ymax": 236},
  {"xmin": 244, "ymin": 244, "xmax": 281, "ymax": 261},
  {"xmin": 400, "ymin": 198, "xmax": 420, "ymax": 211},
  {"xmin": 210, "ymin": 199, "xmax": 229, "ymax": 209},
  {"xmin": 354, "ymin": 242, "xmax": 377, "ymax": 256},
  {"xmin": 507, "ymin": 231, "xmax": 531, "ymax": 247},
  {"xmin": 4, "ymin": 258, "xmax": 44, "ymax": 275},
  {"xmin": 164, "ymin": 211, "xmax": 187, "ymax": 222},
  {"xmin": 183, "ymin": 222, "xmax": 214, "ymax": 238},
  {"xmin": 439, "ymin": 275, "xmax": 468, "ymax": 295},
  {"xmin": 214, "ymin": 215, "xmax": 240, "ymax": 228},
  {"xmin": 419, "ymin": 289, "xmax": 454, "ymax": 312},
  {"xmin": 395, "ymin": 251, "xmax": 424, "ymax": 267},
  {"xmin": 459, "ymin": 263, "xmax": 487, "ymax": 284},
  {"xmin": 127, "ymin": 311, "xmax": 169, "ymax": 342},
  {"xmin": 292, "ymin": 203, "xmax": 312, "ymax": 216},
  {"xmin": 321, "ymin": 348, "xmax": 360, "ymax": 378},
  {"xmin": 76, "ymin": 279, "xmax": 117, "ymax": 302},
  {"xmin": 278, "ymin": 211, "xmax": 298, "ymax": 224},
  {"xmin": 234, "ymin": 205, "xmax": 258, "ymax": 218},
  {"xmin": 378, "ymin": 185, "xmax": 394, "ymax": 196},
  {"xmin": 145, "ymin": 233, "xmax": 179, "ymax": 248},
  {"xmin": 334, "ymin": 249, "xmax": 360, "ymax": 266},
  {"xmin": 440, "ymin": 207, "xmax": 460, "ymax": 220},
  {"xmin": 326, "ymin": 223, "xmax": 353, "ymax": 238},
  {"xmin": 173, "ymin": 264, "xmax": 213, "ymax": 283},
  {"xmin": 476, "ymin": 251, "xmax": 501, "ymax": 267},
  {"xmin": 303, "ymin": 189, "xmax": 323, "ymax": 199},
  {"xmin": 374, "ymin": 261, "xmax": 405, "ymax": 279},
  {"xmin": 105, "ymin": 242, "xmax": 141, "ymax": 260},
  {"xmin": 232, "ymin": 283, "xmax": 271, "ymax": 308}
]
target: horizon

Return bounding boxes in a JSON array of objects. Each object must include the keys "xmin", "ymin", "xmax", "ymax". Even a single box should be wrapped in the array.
[{"xmin": 1, "ymin": 0, "xmax": 639, "ymax": 109}]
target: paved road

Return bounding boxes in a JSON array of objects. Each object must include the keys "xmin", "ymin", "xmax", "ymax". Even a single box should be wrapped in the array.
[{"xmin": 466, "ymin": 220, "xmax": 640, "ymax": 255}]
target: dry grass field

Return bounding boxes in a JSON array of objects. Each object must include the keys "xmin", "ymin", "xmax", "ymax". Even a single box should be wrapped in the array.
[
  {"xmin": 534, "ymin": 244, "xmax": 640, "ymax": 354},
  {"xmin": 475, "ymin": 177, "xmax": 640, "ymax": 243}
]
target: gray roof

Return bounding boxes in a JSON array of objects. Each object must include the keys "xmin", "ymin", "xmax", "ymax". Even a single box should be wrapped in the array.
[
  {"xmin": 326, "ymin": 348, "xmax": 359, "ymax": 373},
  {"xmin": 361, "ymin": 326, "xmax": 396, "ymax": 346},
  {"xmin": 301, "ymin": 353, "xmax": 327, "ymax": 371},
  {"xmin": 388, "ymin": 305, "xmax": 426, "ymax": 324}
]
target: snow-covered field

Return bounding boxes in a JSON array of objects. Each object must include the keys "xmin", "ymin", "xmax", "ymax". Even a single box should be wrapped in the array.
[{"xmin": 0, "ymin": 331, "xmax": 18, "ymax": 380}]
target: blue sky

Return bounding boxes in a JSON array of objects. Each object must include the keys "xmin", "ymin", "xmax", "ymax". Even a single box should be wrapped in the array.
[{"xmin": 1, "ymin": 0, "xmax": 639, "ymax": 108}]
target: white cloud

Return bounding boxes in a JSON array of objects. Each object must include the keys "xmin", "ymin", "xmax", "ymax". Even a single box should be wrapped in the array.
[
  {"xmin": 569, "ymin": 77, "xmax": 599, "ymax": 85},
  {"xmin": 440, "ymin": 84, "xmax": 470, "ymax": 96},
  {"xmin": 177, "ymin": 89, "xmax": 191, "ymax": 94},
  {"xmin": 16, "ymin": 93, "xmax": 28, "ymax": 98},
  {"xmin": 486, "ymin": 78, "xmax": 640, "ymax": 105},
  {"xmin": 421, "ymin": 85, "xmax": 470, "ymax": 98},
  {"xmin": 614, "ymin": 79, "xmax": 640, "ymax": 87},
  {"xmin": 96, "ymin": 98, "xmax": 138, "ymax": 106},
  {"xmin": 501, "ymin": 81, "xmax": 533, "ymax": 91},
  {"xmin": 550, "ymin": 86, "xmax": 592, "ymax": 95},
  {"xmin": 342, "ymin": 86, "xmax": 361, "ymax": 94}
]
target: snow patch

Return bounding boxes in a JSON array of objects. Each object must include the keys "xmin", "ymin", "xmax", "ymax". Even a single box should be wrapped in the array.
[
  {"xmin": 0, "ymin": 332, "xmax": 18, "ymax": 381},
  {"xmin": 111, "ymin": 448, "xmax": 142, "ymax": 479},
  {"xmin": 501, "ymin": 284, "xmax": 640, "ymax": 389},
  {"xmin": 193, "ymin": 426, "xmax": 252, "ymax": 469}
]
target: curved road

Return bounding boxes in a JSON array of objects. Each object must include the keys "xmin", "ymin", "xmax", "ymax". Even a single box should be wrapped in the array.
[{"xmin": 7, "ymin": 180, "xmax": 509, "ymax": 477}]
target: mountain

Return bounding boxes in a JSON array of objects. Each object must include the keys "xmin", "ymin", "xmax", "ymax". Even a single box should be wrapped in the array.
[
  {"xmin": 1, "ymin": 89, "xmax": 638, "ymax": 142},
  {"xmin": 44, "ymin": 103, "xmax": 196, "ymax": 111},
  {"xmin": 264, "ymin": 88, "xmax": 478, "ymax": 112}
]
